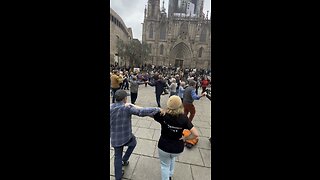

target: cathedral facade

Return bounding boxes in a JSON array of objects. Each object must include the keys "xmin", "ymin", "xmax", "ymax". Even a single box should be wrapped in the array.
[{"xmin": 142, "ymin": 0, "xmax": 211, "ymax": 69}]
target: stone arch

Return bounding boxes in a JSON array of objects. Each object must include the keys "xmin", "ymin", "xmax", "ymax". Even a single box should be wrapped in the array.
[
  {"xmin": 179, "ymin": 22, "xmax": 189, "ymax": 35},
  {"xmin": 198, "ymin": 47, "xmax": 204, "ymax": 57},
  {"xmin": 169, "ymin": 42, "xmax": 192, "ymax": 67}
]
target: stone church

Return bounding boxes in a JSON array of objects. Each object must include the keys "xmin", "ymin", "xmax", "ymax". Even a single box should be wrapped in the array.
[{"xmin": 142, "ymin": 0, "xmax": 211, "ymax": 69}]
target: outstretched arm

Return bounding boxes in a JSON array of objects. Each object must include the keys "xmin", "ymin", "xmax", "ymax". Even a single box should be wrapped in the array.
[
  {"xmin": 148, "ymin": 81, "xmax": 155, "ymax": 86},
  {"xmin": 127, "ymin": 103, "xmax": 160, "ymax": 117}
]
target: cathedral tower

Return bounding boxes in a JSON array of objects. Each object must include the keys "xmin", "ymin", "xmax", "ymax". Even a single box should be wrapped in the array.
[{"xmin": 147, "ymin": 0, "xmax": 161, "ymax": 20}]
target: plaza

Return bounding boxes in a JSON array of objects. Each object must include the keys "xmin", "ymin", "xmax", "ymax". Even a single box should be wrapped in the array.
[{"xmin": 110, "ymin": 85, "xmax": 212, "ymax": 180}]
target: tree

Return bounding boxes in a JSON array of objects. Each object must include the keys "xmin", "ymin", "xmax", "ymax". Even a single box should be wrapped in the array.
[
  {"xmin": 116, "ymin": 39, "xmax": 126, "ymax": 65},
  {"xmin": 116, "ymin": 39, "xmax": 151, "ymax": 67}
]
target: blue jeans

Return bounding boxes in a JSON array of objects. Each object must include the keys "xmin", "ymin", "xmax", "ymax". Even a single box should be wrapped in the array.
[
  {"xmin": 130, "ymin": 92, "xmax": 137, "ymax": 104},
  {"xmin": 111, "ymin": 88, "xmax": 120, "ymax": 103},
  {"xmin": 156, "ymin": 93, "xmax": 161, "ymax": 107},
  {"xmin": 113, "ymin": 136, "xmax": 137, "ymax": 180},
  {"xmin": 158, "ymin": 148, "xmax": 180, "ymax": 180}
]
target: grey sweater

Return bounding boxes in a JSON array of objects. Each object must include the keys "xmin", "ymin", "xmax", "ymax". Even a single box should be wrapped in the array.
[
  {"xmin": 169, "ymin": 83, "xmax": 177, "ymax": 93},
  {"xmin": 130, "ymin": 80, "xmax": 143, "ymax": 93},
  {"xmin": 183, "ymin": 86, "xmax": 196, "ymax": 104}
]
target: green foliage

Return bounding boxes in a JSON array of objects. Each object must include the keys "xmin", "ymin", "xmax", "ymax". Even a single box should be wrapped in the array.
[{"xmin": 116, "ymin": 39, "xmax": 151, "ymax": 67}]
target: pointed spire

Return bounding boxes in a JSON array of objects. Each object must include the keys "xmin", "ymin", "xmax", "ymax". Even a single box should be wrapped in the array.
[
  {"xmin": 161, "ymin": 0, "xmax": 166, "ymax": 12},
  {"xmin": 144, "ymin": 5, "xmax": 146, "ymax": 18}
]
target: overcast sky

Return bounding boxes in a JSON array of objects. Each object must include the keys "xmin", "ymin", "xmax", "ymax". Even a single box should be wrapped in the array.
[{"xmin": 110, "ymin": 0, "xmax": 211, "ymax": 41}]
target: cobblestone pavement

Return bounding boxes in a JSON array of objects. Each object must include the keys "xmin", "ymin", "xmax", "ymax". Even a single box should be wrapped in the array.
[{"xmin": 110, "ymin": 85, "xmax": 212, "ymax": 180}]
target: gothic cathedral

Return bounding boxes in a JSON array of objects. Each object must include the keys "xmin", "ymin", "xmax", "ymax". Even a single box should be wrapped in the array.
[{"xmin": 142, "ymin": 0, "xmax": 211, "ymax": 69}]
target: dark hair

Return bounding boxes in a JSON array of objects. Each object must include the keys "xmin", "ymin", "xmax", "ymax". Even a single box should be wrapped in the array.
[
  {"xmin": 114, "ymin": 90, "xmax": 127, "ymax": 102},
  {"xmin": 188, "ymin": 80, "xmax": 196, "ymax": 87}
]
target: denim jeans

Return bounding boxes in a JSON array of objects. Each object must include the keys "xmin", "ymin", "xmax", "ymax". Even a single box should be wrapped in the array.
[
  {"xmin": 111, "ymin": 88, "xmax": 120, "ymax": 103},
  {"xmin": 156, "ymin": 93, "xmax": 161, "ymax": 107},
  {"xmin": 158, "ymin": 148, "xmax": 180, "ymax": 180},
  {"xmin": 113, "ymin": 136, "xmax": 137, "ymax": 180},
  {"xmin": 130, "ymin": 92, "xmax": 138, "ymax": 104}
]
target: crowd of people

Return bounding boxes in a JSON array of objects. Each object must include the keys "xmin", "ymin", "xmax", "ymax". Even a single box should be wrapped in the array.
[
  {"xmin": 110, "ymin": 64, "xmax": 212, "ymax": 104},
  {"xmin": 110, "ymin": 64, "xmax": 212, "ymax": 180}
]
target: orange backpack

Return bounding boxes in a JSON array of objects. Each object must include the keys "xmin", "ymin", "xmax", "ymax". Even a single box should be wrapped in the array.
[{"xmin": 183, "ymin": 129, "xmax": 199, "ymax": 147}]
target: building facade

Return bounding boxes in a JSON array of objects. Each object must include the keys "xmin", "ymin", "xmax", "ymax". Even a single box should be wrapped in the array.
[
  {"xmin": 110, "ymin": 8, "xmax": 133, "ymax": 66},
  {"xmin": 142, "ymin": 0, "xmax": 211, "ymax": 69}
]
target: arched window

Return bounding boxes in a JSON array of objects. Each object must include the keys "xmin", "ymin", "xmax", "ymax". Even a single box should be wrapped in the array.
[
  {"xmin": 160, "ymin": 24, "xmax": 166, "ymax": 40},
  {"xmin": 200, "ymin": 28, "xmax": 207, "ymax": 42},
  {"xmin": 198, "ymin": 47, "xmax": 203, "ymax": 57},
  {"xmin": 179, "ymin": 22, "xmax": 188, "ymax": 35},
  {"xmin": 160, "ymin": 44, "xmax": 164, "ymax": 55},
  {"xmin": 149, "ymin": 24, "xmax": 153, "ymax": 39}
]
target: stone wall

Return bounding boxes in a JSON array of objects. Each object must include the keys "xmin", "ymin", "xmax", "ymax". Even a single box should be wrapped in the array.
[{"xmin": 110, "ymin": 8, "xmax": 132, "ymax": 66}]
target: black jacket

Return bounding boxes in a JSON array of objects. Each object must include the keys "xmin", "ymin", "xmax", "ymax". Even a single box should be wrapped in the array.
[{"xmin": 148, "ymin": 79, "xmax": 167, "ymax": 95}]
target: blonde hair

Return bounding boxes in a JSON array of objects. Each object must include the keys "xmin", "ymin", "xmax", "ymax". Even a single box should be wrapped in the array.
[{"xmin": 166, "ymin": 105, "xmax": 184, "ymax": 116}]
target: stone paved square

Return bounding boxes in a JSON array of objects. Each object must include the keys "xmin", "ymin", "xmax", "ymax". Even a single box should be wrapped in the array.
[
  {"xmin": 199, "ymin": 148, "xmax": 211, "ymax": 167},
  {"xmin": 110, "ymin": 154, "xmax": 140, "ymax": 179},
  {"xmin": 131, "ymin": 156, "xmax": 161, "ymax": 180},
  {"xmin": 177, "ymin": 147, "xmax": 204, "ymax": 166},
  {"xmin": 135, "ymin": 119, "xmax": 152, "ymax": 128},
  {"xmin": 149, "ymin": 120, "xmax": 161, "ymax": 130},
  {"xmin": 110, "ymin": 86, "xmax": 212, "ymax": 179},
  {"xmin": 134, "ymin": 127, "xmax": 155, "ymax": 140},
  {"xmin": 152, "ymin": 129, "xmax": 161, "ymax": 141},
  {"xmin": 191, "ymin": 165, "xmax": 211, "ymax": 180},
  {"xmin": 172, "ymin": 162, "xmax": 193, "ymax": 180},
  {"xmin": 132, "ymin": 138, "xmax": 157, "ymax": 157},
  {"xmin": 198, "ymin": 128, "xmax": 211, "ymax": 137}
]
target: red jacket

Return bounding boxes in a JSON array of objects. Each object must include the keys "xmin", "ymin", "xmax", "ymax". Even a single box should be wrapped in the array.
[{"xmin": 201, "ymin": 79, "xmax": 210, "ymax": 88}]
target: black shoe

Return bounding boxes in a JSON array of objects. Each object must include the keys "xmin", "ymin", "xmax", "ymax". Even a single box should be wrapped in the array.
[
  {"xmin": 122, "ymin": 169, "xmax": 124, "ymax": 176},
  {"xmin": 122, "ymin": 160, "xmax": 129, "ymax": 166},
  {"xmin": 169, "ymin": 177, "xmax": 172, "ymax": 180},
  {"xmin": 186, "ymin": 143, "xmax": 193, "ymax": 149}
]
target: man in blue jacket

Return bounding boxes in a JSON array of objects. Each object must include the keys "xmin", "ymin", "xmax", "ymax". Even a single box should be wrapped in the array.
[{"xmin": 148, "ymin": 74, "xmax": 168, "ymax": 107}]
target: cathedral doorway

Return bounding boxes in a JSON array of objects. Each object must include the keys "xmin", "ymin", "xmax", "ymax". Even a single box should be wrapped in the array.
[
  {"xmin": 175, "ymin": 59, "xmax": 183, "ymax": 68},
  {"xmin": 169, "ymin": 42, "xmax": 192, "ymax": 68}
]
